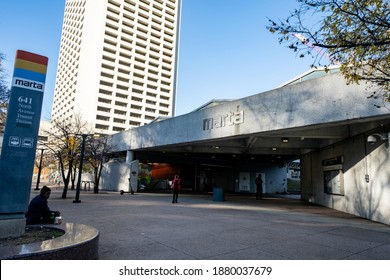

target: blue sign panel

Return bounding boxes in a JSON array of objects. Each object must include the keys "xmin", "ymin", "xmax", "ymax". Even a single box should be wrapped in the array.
[{"xmin": 0, "ymin": 50, "xmax": 48, "ymax": 218}]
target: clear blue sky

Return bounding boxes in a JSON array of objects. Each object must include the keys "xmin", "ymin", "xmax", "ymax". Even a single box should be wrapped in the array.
[{"xmin": 0, "ymin": 0, "xmax": 314, "ymax": 120}]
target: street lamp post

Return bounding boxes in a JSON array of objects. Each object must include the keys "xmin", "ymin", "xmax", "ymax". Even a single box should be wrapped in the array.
[
  {"xmin": 73, "ymin": 134, "xmax": 88, "ymax": 203},
  {"xmin": 35, "ymin": 148, "xmax": 45, "ymax": 190}
]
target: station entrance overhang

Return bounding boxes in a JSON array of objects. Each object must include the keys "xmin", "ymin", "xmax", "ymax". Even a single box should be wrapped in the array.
[{"xmin": 129, "ymin": 116, "xmax": 390, "ymax": 167}]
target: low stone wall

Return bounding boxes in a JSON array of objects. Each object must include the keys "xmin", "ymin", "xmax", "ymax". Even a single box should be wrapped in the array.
[{"xmin": 0, "ymin": 222, "xmax": 99, "ymax": 260}]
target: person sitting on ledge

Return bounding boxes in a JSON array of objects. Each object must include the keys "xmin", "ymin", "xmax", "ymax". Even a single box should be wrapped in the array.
[{"xmin": 25, "ymin": 186, "xmax": 60, "ymax": 225}]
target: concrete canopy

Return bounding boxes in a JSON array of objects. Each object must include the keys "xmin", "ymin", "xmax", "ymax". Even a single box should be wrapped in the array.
[{"xmin": 109, "ymin": 71, "xmax": 390, "ymax": 165}]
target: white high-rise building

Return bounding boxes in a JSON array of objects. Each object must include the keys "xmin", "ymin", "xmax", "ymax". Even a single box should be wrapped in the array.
[{"xmin": 51, "ymin": 0, "xmax": 181, "ymax": 134}]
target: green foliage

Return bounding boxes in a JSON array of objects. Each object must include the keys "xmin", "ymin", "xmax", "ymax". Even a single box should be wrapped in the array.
[{"xmin": 267, "ymin": 0, "xmax": 390, "ymax": 103}]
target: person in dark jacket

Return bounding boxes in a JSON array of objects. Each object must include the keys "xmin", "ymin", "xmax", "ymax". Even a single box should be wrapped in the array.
[
  {"xmin": 25, "ymin": 186, "xmax": 60, "ymax": 225},
  {"xmin": 255, "ymin": 174, "xmax": 263, "ymax": 200}
]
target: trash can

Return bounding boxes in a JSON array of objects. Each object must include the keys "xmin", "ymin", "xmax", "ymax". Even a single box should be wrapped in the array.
[{"xmin": 213, "ymin": 187, "xmax": 224, "ymax": 202}]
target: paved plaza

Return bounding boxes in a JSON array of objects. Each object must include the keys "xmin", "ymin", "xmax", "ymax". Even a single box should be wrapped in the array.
[{"xmin": 32, "ymin": 184, "xmax": 390, "ymax": 260}]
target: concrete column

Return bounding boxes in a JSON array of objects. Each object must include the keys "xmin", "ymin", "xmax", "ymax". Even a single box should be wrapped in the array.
[{"xmin": 126, "ymin": 150, "xmax": 134, "ymax": 164}]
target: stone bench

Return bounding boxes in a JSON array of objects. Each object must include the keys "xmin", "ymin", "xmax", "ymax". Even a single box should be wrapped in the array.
[
  {"xmin": 82, "ymin": 181, "xmax": 94, "ymax": 191},
  {"xmin": 0, "ymin": 222, "xmax": 99, "ymax": 260}
]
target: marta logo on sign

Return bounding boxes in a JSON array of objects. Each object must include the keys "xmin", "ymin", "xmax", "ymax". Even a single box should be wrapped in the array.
[
  {"xmin": 11, "ymin": 50, "xmax": 48, "ymax": 92},
  {"xmin": 13, "ymin": 78, "xmax": 45, "ymax": 92}
]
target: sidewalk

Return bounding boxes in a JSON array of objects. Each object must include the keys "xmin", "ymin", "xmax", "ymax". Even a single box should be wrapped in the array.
[{"xmin": 32, "ymin": 184, "xmax": 390, "ymax": 260}]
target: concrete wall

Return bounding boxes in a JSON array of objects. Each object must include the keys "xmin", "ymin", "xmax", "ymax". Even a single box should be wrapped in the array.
[
  {"xmin": 100, "ymin": 160, "xmax": 130, "ymax": 192},
  {"xmin": 234, "ymin": 162, "xmax": 287, "ymax": 193},
  {"xmin": 301, "ymin": 135, "xmax": 390, "ymax": 225}
]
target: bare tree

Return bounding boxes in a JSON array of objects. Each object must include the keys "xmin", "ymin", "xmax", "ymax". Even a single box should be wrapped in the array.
[
  {"xmin": 43, "ymin": 114, "xmax": 89, "ymax": 198},
  {"xmin": 84, "ymin": 135, "xmax": 112, "ymax": 193},
  {"xmin": 34, "ymin": 149, "xmax": 54, "ymax": 176}
]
